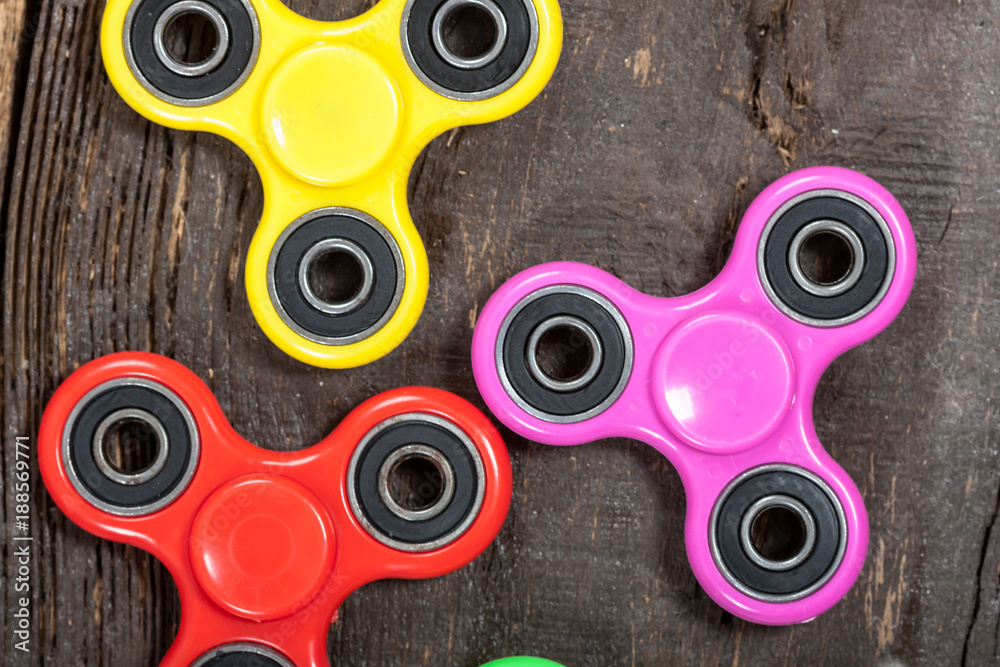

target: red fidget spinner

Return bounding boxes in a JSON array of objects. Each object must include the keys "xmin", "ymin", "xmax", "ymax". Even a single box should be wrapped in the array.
[{"xmin": 39, "ymin": 352, "xmax": 511, "ymax": 667}]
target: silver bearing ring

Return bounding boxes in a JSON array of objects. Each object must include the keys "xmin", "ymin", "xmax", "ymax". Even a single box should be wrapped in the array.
[
  {"xmin": 190, "ymin": 642, "xmax": 295, "ymax": 667},
  {"xmin": 92, "ymin": 407, "xmax": 171, "ymax": 487},
  {"xmin": 738, "ymin": 493, "xmax": 817, "ymax": 572},
  {"xmin": 152, "ymin": 1, "xmax": 231, "ymax": 77},
  {"xmin": 298, "ymin": 238, "xmax": 376, "ymax": 316},
  {"xmin": 377, "ymin": 443, "xmax": 457, "ymax": 522},
  {"xmin": 787, "ymin": 219, "xmax": 866, "ymax": 298},
  {"xmin": 431, "ymin": 0, "xmax": 509, "ymax": 70},
  {"xmin": 525, "ymin": 314, "xmax": 604, "ymax": 393}
]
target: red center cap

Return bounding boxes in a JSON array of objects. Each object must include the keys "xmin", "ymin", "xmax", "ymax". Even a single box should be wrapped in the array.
[{"xmin": 190, "ymin": 474, "xmax": 335, "ymax": 621}]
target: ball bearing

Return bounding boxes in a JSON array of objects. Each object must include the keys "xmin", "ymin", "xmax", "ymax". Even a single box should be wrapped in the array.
[
  {"xmin": 786, "ymin": 219, "xmax": 866, "ymax": 299},
  {"xmin": 347, "ymin": 413, "xmax": 486, "ymax": 552},
  {"xmin": 377, "ymin": 443, "xmax": 457, "ymax": 522},
  {"xmin": 189, "ymin": 642, "xmax": 294, "ymax": 667},
  {"xmin": 123, "ymin": 0, "xmax": 261, "ymax": 105},
  {"xmin": 402, "ymin": 0, "xmax": 539, "ymax": 100},
  {"xmin": 62, "ymin": 377, "xmax": 199, "ymax": 516},
  {"xmin": 709, "ymin": 465, "xmax": 847, "ymax": 602},
  {"xmin": 496, "ymin": 284, "xmax": 633, "ymax": 423},
  {"xmin": 525, "ymin": 314, "xmax": 604, "ymax": 393},
  {"xmin": 431, "ymin": 0, "xmax": 509, "ymax": 70},
  {"xmin": 297, "ymin": 238, "xmax": 376, "ymax": 317},
  {"xmin": 267, "ymin": 208, "xmax": 405, "ymax": 347},
  {"xmin": 91, "ymin": 407, "xmax": 171, "ymax": 487},
  {"xmin": 738, "ymin": 494, "xmax": 817, "ymax": 572},
  {"xmin": 152, "ymin": 1, "xmax": 231, "ymax": 78},
  {"xmin": 758, "ymin": 189, "xmax": 895, "ymax": 327}
]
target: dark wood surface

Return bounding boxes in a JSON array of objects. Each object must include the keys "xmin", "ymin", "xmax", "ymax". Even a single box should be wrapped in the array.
[{"xmin": 3, "ymin": 0, "xmax": 1000, "ymax": 665}]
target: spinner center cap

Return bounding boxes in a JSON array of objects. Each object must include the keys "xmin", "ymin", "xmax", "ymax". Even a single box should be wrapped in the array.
[
  {"xmin": 652, "ymin": 311, "xmax": 794, "ymax": 454},
  {"xmin": 261, "ymin": 44, "xmax": 402, "ymax": 186},
  {"xmin": 190, "ymin": 474, "xmax": 335, "ymax": 621}
]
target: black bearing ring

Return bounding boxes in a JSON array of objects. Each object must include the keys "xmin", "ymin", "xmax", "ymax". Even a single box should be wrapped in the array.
[
  {"xmin": 190, "ymin": 642, "xmax": 294, "ymax": 667},
  {"xmin": 62, "ymin": 378, "xmax": 200, "ymax": 516},
  {"xmin": 267, "ymin": 208, "xmax": 404, "ymax": 346},
  {"xmin": 347, "ymin": 414, "xmax": 485, "ymax": 551},
  {"xmin": 759, "ymin": 190, "xmax": 894, "ymax": 326},
  {"xmin": 710, "ymin": 465, "xmax": 847, "ymax": 601},
  {"xmin": 124, "ymin": 0, "xmax": 260, "ymax": 105},
  {"xmin": 402, "ymin": 0, "xmax": 538, "ymax": 99},
  {"xmin": 497, "ymin": 285, "xmax": 633, "ymax": 423}
]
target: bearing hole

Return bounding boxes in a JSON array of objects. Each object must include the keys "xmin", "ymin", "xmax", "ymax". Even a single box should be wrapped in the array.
[
  {"xmin": 102, "ymin": 418, "xmax": 160, "ymax": 476},
  {"xmin": 163, "ymin": 10, "xmax": 221, "ymax": 67},
  {"xmin": 441, "ymin": 4, "xmax": 499, "ymax": 60},
  {"xmin": 388, "ymin": 452, "xmax": 446, "ymax": 511},
  {"xmin": 308, "ymin": 250, "xmax": 365, "ymax": 306},
  {"xmin": 750, "ymin": 505, "xmax": 807, "ymax": 563},
  {"xmin": 534, "ymin": 324, "xmax": 595, "ymax": 383},
  {"xmin": 797, "ymin": 230, "xmax": 855, "ymax": 286}
]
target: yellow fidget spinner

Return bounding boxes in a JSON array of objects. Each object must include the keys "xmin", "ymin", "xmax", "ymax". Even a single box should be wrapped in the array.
[{"xmin": 101, "ymin": 0, "xmax": 562, "ymax": 367}]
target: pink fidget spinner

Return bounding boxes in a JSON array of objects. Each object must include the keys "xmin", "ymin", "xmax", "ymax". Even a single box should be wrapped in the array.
[{"xmin": 471, "ymin": 167, "xmax": 916, "ymax": 624}]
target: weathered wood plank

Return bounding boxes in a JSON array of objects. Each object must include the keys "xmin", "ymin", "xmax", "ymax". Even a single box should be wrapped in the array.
[{"xmin": 0, "ymin": 0, "xmax": 31, "ymax": 216}]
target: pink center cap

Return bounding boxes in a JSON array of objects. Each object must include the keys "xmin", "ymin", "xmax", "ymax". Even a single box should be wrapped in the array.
[
  {"xmin": 190, "ymin": 474, "xmax": 335, "ymax": 621},
  {"xmin": 652, "ymin": 311, "xmax": 794, "ymax": 453}
]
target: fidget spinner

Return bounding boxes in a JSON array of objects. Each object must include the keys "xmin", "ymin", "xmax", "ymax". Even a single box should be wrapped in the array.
[
  {"xmin": 39, "ymin": 353, "xmax": 511, "ymax": 666},
  {"xmin": 471, "ymin": 167, "xmax": 916, "ymax": 624},
  {"xmin": 100, "ymin": 0, "xmax": 562, "ymax": 368}
]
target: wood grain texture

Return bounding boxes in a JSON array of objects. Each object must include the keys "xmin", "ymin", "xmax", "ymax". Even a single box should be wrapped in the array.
[
  {"xmin": 2, "ymin": 0, "xmax": 1000, "ymax": 665},
  {"xmin": 0, "ymin": 0, "xmax": 30, "ymax": 215}
]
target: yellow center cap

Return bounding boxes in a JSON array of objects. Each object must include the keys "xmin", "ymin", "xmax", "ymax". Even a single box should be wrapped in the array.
[{"xmin": 261, "ymin": 45, "xmax": 403, "ymax": 186}]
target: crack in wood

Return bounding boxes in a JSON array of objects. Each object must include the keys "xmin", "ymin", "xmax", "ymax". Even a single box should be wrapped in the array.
[
  {"xmin": 961, "ymin": 475, "xmax": 1000, "ymax": 666},
  {"xmin": 739, "ymin": 0, "xmax": 801, "ymax": 166}
]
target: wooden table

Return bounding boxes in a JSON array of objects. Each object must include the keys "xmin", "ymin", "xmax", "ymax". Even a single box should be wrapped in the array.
[{"xmin": 2, "ymin": 0, "xmax": 998, "ymax": 665}]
